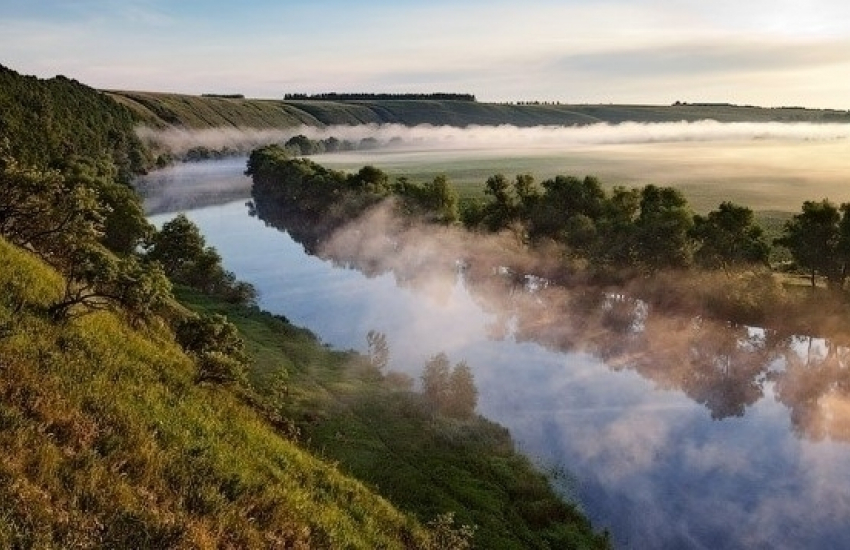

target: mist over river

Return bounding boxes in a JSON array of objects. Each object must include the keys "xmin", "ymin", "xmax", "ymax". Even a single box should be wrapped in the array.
[{"xmin": 141, "ymin": 157, "xmax": 850, "ymax": 550}]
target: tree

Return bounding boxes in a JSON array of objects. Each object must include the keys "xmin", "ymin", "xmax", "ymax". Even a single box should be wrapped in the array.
[
  {"xmin": 349, "ymin": 165, "xmax": 390, "ymax": 194},
  {"xmin": 146, "ymin": 214, "xmax": 206, "ymax": 278},
  {"xmin": 595, "ymin": 186, "xmax": 640, "ymax": 269},
  {"xmin": 775, "ymin": 199, "xmax": 843, "ymax": 287},
  {"xmin": 634, "ymin": 185, "xmax": 694, "ymax": 271},
  {"xmin": 421, "ymin": 354, "xmax": 478, "ymax": 419},
  {"xmin": 175, "ymin": 313, "xmax": 248, "ymax": 383},
  {"xmin": 529, "ymin": 175, "xmax": 605, "ymax": 242},
  {"xmin": 425, "ymin": 175, "xmax": 459, "ymax": 223},
  {"xmin": 421, "ymin": 352, "xmax": 452, "ymax": 412},
  {"xmin": 445, "ymin": 361, "xmax": 478, "ymax": 419},
  {"xmin": 0, "ymin": 154, "xmax": 104, "ymax": 263},
  {"xmin": 47, "ymin": 243, "xmax": 171, "ymax": 322},
  {"xmin": 691, "ymin": 201, "xmax": 770, "ymax": 271},
  {"xmin": 482, "ymin": 174, "xmax": 516, "ymax": 231}
]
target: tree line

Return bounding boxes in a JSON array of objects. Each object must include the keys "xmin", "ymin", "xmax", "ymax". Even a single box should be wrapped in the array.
[
  {"xmin": 246, "ymin": 145, "xmax": 850, "ymax": 329},
  {"xmin": 247, "ymin": 144, "xmax": 459, "ymax": 247},
  {"xmin": 284, "ymin": 92, "xmax": 476, "ymax": 102}
]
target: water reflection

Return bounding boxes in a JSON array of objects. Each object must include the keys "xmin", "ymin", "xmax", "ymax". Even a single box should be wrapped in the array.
[
  {"xmin": 143, "ymin": 161, "xmax": 850, "ymax": 549},
  {"xmin": 249, "ymin": 193, "xmax": 850, "ymax": 548}
]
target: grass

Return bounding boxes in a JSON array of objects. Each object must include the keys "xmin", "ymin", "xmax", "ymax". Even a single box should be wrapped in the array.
[
  {"xmin": 107, "ymin": 90, "xmax": 850, "ymax": 131},
  {"xmin": 177, "ymin": 287, "xmax": 610, "ymax": 550},
  {"xmin": 0, "ymin": 237, "xmax": 431, "ymax": 549},
  {"xmin": 312, "ymin": 139, "xmax": 850, "ymax": 216}
]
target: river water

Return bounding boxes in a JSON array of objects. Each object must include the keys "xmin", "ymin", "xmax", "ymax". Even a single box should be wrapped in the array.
[{"xmin": 141, "ymin": 158, "xmax": 850, "ymax": 550}]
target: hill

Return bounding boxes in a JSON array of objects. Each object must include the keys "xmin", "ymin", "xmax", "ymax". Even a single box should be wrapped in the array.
[
  {"xmin": 108, "ymin": 90, "xmax": 850, "ymax": 130},
  {"xmin": 0, "ymin": 236, "xmax": 430, "ymax": 548}
]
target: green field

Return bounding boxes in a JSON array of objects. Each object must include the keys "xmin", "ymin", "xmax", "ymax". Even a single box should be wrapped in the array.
[
  {"xmin": 108, "ymin": 89, "xmax": 850, "ymax": 130},
  {"xmin": 310, "ymin": 139, "xmax": 850, "ymax": 216}
]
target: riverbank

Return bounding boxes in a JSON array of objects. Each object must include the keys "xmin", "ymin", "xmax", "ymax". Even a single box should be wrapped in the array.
[{"xmin": 176, "ymin": 286, "xmax": 610, "ymax": 549}]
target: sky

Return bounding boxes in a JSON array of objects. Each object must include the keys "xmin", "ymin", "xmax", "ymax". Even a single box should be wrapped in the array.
[{"xmin": 2, "ymin": 0, "xmax": 850, "ymax": 109}]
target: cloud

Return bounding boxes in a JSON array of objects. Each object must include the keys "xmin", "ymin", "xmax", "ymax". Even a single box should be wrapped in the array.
[{"xmin": 556, "ymin": 38, "xmax": 850, "ymax": 78}]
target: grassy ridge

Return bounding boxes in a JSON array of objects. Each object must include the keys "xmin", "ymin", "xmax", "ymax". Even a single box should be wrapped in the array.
[
  {"xmin": 0, "ymin": 237, "xmax": 431, "ymax": 549},
  {"xmin": 107, "ymin": 89, "xmax": 850, "ymax": 130}
]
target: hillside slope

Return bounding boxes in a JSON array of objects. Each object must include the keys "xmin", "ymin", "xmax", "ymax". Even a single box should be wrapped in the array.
[
  {"xmin": 108, "ymin": 89, "xmax": 850, "ymax": 130},
  {"xmin": 0, "ymin": 237, "xmax": 431, "ymax": 549}
]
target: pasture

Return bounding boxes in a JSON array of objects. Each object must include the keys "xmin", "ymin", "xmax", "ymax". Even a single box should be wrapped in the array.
[{"xmin": 313, "ymin": 138, "xmax": 850, "ymax": 215}]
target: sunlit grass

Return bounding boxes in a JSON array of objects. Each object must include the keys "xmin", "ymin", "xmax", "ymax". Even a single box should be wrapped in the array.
[{"xmin": 0, "ymin": 237, "xmax": 430, "ymax": 548}]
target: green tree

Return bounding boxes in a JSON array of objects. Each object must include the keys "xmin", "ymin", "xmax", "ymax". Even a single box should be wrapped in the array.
[
  {"xmin": 175, "ymin": 313, "xmax": 248, "ymax": 383},
  {"xmin": 445, "ymin": 361, "xmax": 478, "ymax": 419},
  {"xmin": 47, "ymin": 243, "xmax": 171, "ymax": 322},
  {"xmin": 530, "ymin": 175, "xmax": 605, "ymax": 242},
  {"xmin": 421, "ymin": 352, "xmax": 452, "ymax": 413},
  {"xmin": 775, "ymin": 199, "xmax": 843, "ymax": 287},
  {"xmin": 482, "ymin": 173, "xmax": 516, "ymax": 231},
  {"xmin": 349, "ymin": 165, "xmax": 390, "ymax": 194},
  {"xmin": 595, "ymin": 186, "xmax": 640, "ymax": 269},
  {"xmin": 634, "ymin": 185, "xmax": 694, "ymax": 271},
  {"xmin": 425, "ymin": 175, "xmax": 459, "ymax": 223},
  {"xmin": 691, "ymin": 201, "xmax": 770, "ymax": 271},
  {"xmin": 0, "ymin": 154, "xmax": 104, "ymax": 262}
]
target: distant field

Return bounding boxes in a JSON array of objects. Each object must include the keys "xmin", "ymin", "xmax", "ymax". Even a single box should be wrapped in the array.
[
  {"xmin": 312, "ymin": 139, "xmax": 850, "ymax": 215},
  {"xmin": 108, "ymin": 89, "xmax": 850, "ymax": 130},
  {"xmin": 113, "ymin": 88, "xmax": 850, "ymax": 220}
]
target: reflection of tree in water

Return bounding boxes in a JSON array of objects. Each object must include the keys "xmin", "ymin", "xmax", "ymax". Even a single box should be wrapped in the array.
[
  {"xmin": 253, "ymin": 185, "xmax": 850, "ymax": 442},
  {"xmin": 771, "ymin": 337, "xmax": 850, "ymax": 442}
]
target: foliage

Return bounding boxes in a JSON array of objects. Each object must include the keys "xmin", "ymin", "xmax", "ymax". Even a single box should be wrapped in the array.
[
  {"xmin": 366, "ymin": 329, "xmax": 390, "ymax": 372},
  {"xmin": 176, "ymin": 313, "xmax": 248, "ymax": 383},
  {"xmin": 0, "ymin": 235, "xmax": 434, "ymax": 549},
  {"xmin": 691, "ymin": 201, "xmax": 770, "ymax": 270},
  {"xmin": 421, "ymin": 354, "xmax": 479, "ymax": 420},
  {"xmin": 0, "ymin": 151, "xmax": 168, "ymax": 322},
  {"xmin": 179, "ymin": 291, "xmax": 610, "ymax": 550},
  {"xmin": 425, "ymin": 513, "xmax": 476, "ymax": 550},
  {"xmin": 147, "ymin": 214, "xmax": 256, "ymax": 305},
  {"xmin": 775, "ymin": 199, "xmax": 850, "ymax": 288},
  {"xmin": 0, "ymin": 64, "xmax": 151, "ymax": 180}
]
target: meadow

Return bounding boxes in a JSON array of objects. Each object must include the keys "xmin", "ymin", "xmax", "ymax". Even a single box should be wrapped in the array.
[{"xmin": 312, "ymin": 139, "xmax": 850, "ymax": 215}]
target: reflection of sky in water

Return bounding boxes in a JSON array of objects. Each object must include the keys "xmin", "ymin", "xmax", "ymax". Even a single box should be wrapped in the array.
[{"xmin": 149, "ymin": 192, "xmax": 850, "ymax": 550}]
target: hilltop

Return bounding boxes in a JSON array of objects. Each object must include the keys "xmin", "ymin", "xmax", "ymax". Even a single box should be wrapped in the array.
[{"xmin": 108, "ymin": 89, "xmax": 850, "ymax": 130}]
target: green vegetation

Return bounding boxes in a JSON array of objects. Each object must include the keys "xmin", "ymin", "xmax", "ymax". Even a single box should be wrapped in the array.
[
  {"xmin": 247, "ymin": 145, "xmax": 460, "ymax": 245},
  {"xmin": 284, "ymin": 93, "xmax": 477, "ymax": 102},
  {"xmin": 178, "ymin": 288, "xmax": 609, "ymax": 550},
  {"xmin": 0, "ymin": 63, "xmax": 610, "ymax": 548},
  {"xmin": 107, "ymin": 88, "xmax": 849, "ymax": 131},
  {"xmin": 246, "ymin": 149, "xmax": 850, "ymax": 333},
  {"xmin": 0, "ymin": 237, "xmax": 437, "ymax": 548},
  {"xmin": 0, "ymin": 65, "xmax": 151, "ymax": 181}
]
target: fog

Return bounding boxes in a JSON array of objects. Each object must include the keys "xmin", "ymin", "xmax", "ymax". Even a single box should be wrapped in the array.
[
  {"xmin": 143, "ymin": 154, "xmax": 850, "ymax": 548},
  {"xmin": 139, "ymin": 120, "xmax": 850, "ymax": 156}
]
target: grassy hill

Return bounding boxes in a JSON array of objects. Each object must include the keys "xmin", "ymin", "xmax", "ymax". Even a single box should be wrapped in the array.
[
  {"xmin": 107, "ymin": 90, "xmax": 850, "ymax": 130},
  {"xmin": 0, "ymin": 236, "xmax": 434, "ymax": 548}
]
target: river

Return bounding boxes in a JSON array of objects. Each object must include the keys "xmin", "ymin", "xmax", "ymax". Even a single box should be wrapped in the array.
[{"xmin": 141, "ymin": 158, "xmax": 850, "ymax": 550}]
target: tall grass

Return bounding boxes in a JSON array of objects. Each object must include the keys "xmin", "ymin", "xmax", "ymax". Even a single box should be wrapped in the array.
[{"xmin": 0, "ymin": 237, "xmax": 429, "ymax": 548}]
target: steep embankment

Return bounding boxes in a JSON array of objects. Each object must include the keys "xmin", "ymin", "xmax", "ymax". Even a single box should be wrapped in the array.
[
  {"xmin": 0, "ymin": 237, "xmax": 432, "ymax": 548},
  {"xmin": 107, "ymin": 90, "xmax": 850, "ymax": 130}
]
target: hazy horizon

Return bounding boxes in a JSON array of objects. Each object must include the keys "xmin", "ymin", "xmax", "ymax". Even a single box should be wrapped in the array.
[{"xmin": 2, "ymin": 1, "xmax": 850, "ymax": 110}]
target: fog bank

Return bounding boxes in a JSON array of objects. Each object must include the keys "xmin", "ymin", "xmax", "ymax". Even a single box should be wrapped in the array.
[{"xmin": 138, "ymin": 120, "xmax": 850, "ymax": 156}]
